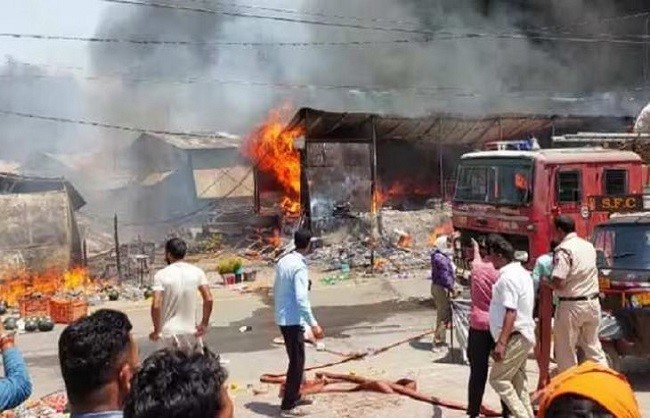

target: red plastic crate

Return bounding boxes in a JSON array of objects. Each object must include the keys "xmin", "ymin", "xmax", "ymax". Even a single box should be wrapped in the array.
[
  {"xmin": 19, "ymin": 296, "xmax": 51, "ymax": 318},
  {"xmin": 49, "ymin": 298, "xmax": 88, "ymax": 324}
]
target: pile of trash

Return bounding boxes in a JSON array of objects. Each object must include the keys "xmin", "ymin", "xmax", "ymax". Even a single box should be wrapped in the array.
[
  {"xmin": 1, "ymin": 391, "xmax": 67, "ymax": 417},
  {"xmin": 309, "ymin": 208, "xmax": 452, "ymax": 277}
]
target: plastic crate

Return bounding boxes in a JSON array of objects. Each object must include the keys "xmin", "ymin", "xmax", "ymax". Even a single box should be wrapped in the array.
[
  {"xmin": 19, "ymin": 296, "xmax": 51, "ymax": 318},
  {"xmin": 49, "ymin": 298, "xmax": 88, "ymax": 324}
]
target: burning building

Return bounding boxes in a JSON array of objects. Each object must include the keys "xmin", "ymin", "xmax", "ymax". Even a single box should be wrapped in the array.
[
  {"xmin": 247, "ymin": 107, "xmax": 632, "ymax": 235},
  {"xmin": 0, "ymin": 173, "xmax": 86, "ymax": 302}
]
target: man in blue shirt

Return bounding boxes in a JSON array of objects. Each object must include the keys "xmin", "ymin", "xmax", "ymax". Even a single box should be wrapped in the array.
[
  {"xmin": 532, "ymin": 240, "xmax": 559, "ymax": 313},
  {"xmin": 0, "ymin": 320, "xmax": 31, "ymax": 412},
  {"xmin": 59, "ymin": 309, "xmax": 140, "ymax": 418},
  {"xmin": 274, "ymin": 229, "xmax": 323, "ymax": 417}
]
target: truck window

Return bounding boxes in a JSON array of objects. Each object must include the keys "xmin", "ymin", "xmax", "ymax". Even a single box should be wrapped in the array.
[
  {"xmin": 604, "ymin": 169, "xmax": 627, "ymax": 196},
  {"xmin": 455, "ymin": 158, "xmax": 532, "ymax": 205},
  {"xmin": 593, "ymin": 224, "xmax": 650, "ymax": 271},
  {"xmin": 556, "ymin": 171, "xmax": 581, "ymax": 203}
]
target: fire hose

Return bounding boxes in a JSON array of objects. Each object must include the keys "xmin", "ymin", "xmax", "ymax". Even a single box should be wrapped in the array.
[{"xmin": 260, "ymin": 328, "xmax": 502, "ymax": 417}]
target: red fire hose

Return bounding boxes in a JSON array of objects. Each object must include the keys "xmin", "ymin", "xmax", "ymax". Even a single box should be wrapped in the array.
[{"xmin": 260, "ymin": 329, "xmax": 503, "ymax": 417}]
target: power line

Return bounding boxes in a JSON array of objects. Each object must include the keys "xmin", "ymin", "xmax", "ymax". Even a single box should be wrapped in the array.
[
  {"xmin": 185, "ymin": 0, "xmax": 422, "ymax": 28},
  {"xmin": 97, "ymin": 0, "xmax": 650, "ymax": 44},
  {"xmin": 4, "ymin": 29, "xmax": 650, "ymax": 47},
  {"xmin": 97, "ymin": 0, "xmax": 440, "ymax": 36},
  {"xmin": 540, "ymin": 11, "xmax": 650, "ymax": 32},
  {"xmin": 0, "ymin": 32, "xmax": 421, "ymax": 47},
  {"xmin": 0, "ymin": 71, "xmax": 477, "ymax": 94},
  {"xmin": 201, "ymin": 1, "xmax": 650, "ymax": 33},
  {"xmin": 1, "ymin": 69, "xmax": 645, "ymax": 100},
  {"xmin": 0, "ymin": 109, "xmax": 227, "ymax": 138}
]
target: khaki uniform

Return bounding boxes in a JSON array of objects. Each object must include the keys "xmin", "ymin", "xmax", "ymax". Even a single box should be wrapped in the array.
[
  {"xmin": 552, "ymin": 232, "xmax": 608, "ymax": 372},
  {"xmin": 431, "ymin": 283, "xmax": 450, "ymax": 345}
]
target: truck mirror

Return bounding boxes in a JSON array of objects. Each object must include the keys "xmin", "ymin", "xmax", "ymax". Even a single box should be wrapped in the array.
[{"xmin": 515, "ymin": 251, "xmax": 529, "ymax": 263}]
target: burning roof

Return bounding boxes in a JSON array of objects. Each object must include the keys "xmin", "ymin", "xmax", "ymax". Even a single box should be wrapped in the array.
[{"xmin": 285, "ymin": 107, "xmax": 633, "ymax": 146}]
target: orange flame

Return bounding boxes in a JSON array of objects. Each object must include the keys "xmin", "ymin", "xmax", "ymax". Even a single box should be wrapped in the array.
[
  {"xmin": 267, "ymin": 228, "xmax": 282, "ymax": 248},
  {"xmin": 244, "ymin": 104, "xmax": 304, "ymax": 216},
  {"xmin": 0, "ymin": 266, "xmax": 92, "ymax": 306},
  {"xmin": 427, "ymin": 219, "xmax": 455, "ymax": 247},
  {"xmin": 397, "ymin": 233, "xmax": 413, "ymax": 248},
  {"xmin": 373, "ymin": 180, "xmax": 437, "ymax": 211}
]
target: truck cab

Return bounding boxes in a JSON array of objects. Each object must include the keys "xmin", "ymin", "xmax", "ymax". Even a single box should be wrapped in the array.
[
  {"xmin": 452, "ymin": 146, "xmax": 645, "ymax": 275},
  {"xmin": 593, "ymin": 212, "xmax": 650, "ymax": 309}
]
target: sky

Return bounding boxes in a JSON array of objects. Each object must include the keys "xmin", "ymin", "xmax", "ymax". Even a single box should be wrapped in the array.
[{"xmin": 0, "ymin": 0, "xmax": 107, "ymax": 66}]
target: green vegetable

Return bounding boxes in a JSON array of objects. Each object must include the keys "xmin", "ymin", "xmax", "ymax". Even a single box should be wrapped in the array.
[
  {"xmin": 217, "ymin": 257, "xmax": 244, "ymax": 275},
  {"xmin": 108, "ymin": 290, "xmax": 120, "ymax": 301},
  {"xmin": 24, "ymin": 318, "xmax": 38, "ymax": 332},
  {"xmin": 3, "ymin": 317, "xmax": 17, "ymax": 331},
  {"xmin": 38, "ymin": 317, "xmax": 55, "ymax": 332}
]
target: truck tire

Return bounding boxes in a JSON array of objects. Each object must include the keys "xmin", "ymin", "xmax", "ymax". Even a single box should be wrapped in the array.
[{"xmin": 603, "ymin": 343, "xmax": 622, "ymax": 372}]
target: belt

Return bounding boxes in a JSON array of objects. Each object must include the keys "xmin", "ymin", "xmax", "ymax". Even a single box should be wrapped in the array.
[{"xmin": 558, "ymin": 293, "xmax": 599, "ymax": 302}]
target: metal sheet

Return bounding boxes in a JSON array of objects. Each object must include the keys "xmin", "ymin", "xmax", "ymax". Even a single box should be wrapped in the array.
[
  {"xmin": 286, "ymin": 108, "xmax": 632, "ymax": 146},
  {"xmin": 305, "ymin": 143, "xmax": 371, "ymax": 222}
]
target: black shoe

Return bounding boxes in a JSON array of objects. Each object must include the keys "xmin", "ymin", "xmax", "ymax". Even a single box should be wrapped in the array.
[
  {"xmin": 280, "ymin": 398, "xmax": 314, "ymax": 416},
  {"xmin": 295, "ymin": 398, "xmax": 314, "ymax": 407}
]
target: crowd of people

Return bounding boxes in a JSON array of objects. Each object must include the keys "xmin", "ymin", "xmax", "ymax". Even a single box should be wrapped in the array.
[
  {"xmin": 430, "ymin": 215, "xmax": 642, "ymax": 418},
  {"xmin": 57, "ymin": 236, "xmax": 234, "ymax": 418},
  {"xmin": 0, "ymin": 218, "xmax": 643, "ymax": 417}
]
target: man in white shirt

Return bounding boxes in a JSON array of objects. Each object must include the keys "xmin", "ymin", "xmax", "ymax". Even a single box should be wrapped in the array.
[
  {"xmin": 149, "ymin": 238, "xmax": 214, "ymax": 351},
  {"xmin": 487, "ymin": 234, "xmax": 535, "ymax": 418}
]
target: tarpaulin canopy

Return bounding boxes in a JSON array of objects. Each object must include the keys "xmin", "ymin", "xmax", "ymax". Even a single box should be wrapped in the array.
[{"xmin": 287, "ymin": 107, "xmax": 633, "ymax": 146}]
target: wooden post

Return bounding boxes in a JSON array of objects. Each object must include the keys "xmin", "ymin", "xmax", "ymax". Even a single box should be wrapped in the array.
[
  {"xmin": 114, "ymin": 214, "xmax": 122, "ymax": 281},
  {"xmin": 536, "ymin": 285, "xmax": 553, "ymax": 390},
  {"xmin": 370, "ymin": 117, "xmax": 379, "ymax": 272},
  {"xmin": 82, "ymin": 239, "xmax": 88, "ymax": 267}
]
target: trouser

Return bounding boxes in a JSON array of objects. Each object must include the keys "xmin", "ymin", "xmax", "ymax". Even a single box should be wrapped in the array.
[
  {"xmin": 160, "ymin": 333, "xmax": 204, "ymax": 354},
  {"xmin": 431, "ymin": 283, "xmax": 451, "ymax": 344},
  {"xmin": 554, "ymin": 298, "xmax": 607, "ymax": 372},
  {"xmin": 280, "ymin": 325, "xmax": 305, "ymax": 410},
  {"xmin": 467, "ymin": 328, "xmax": 510, "ymax": 418},
  {"xmin": 489, "ymin": 334, "xmax": 534, "ymax": 418}
]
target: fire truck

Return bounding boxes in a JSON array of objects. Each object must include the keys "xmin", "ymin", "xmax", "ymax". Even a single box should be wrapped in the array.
[{"xmin": 451, "ymin": 139, "xmax": 647, "ymax": 275}]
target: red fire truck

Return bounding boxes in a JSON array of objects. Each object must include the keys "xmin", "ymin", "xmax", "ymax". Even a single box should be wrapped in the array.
[{"xmin": 452, "ymin": 144, "xmax": 646, "ymax": 272}]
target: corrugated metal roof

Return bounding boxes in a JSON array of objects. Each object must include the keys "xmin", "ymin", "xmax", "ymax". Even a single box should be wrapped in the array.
[
  {"xmin": 144, "ymin": 133, "xmax": 241, "ymax": 150},
  {"xmin": 0, "ymin": 161, "xmax": 20, "ymax": 174},
  {"xmin": 140, "ymin": 170, "xmax": 175, "ymax": 186},
  {"xmin": 287, "ymin": 107, "xmax": 632, "ymax": 146}
]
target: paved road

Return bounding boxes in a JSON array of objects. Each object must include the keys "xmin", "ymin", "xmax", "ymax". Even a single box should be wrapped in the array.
[{"xmin": 16, "ymin": 273, "xmax": 650, "ymax": 417}]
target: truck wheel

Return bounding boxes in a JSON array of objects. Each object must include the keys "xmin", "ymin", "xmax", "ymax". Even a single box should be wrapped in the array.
[{"xmin": 603, "ymin": 343, "xmax": 622, "ymax": 372}]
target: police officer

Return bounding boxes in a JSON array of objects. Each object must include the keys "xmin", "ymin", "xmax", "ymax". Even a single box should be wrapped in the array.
[{"xmin": 549, "ymin": 215, "xmax": 607, "ymax": 372}]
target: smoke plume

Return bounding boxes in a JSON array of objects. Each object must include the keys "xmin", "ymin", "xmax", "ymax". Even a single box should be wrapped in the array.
[{"xmin": 87, "ymin": 0, "xmax": 649, "ymax": 135}]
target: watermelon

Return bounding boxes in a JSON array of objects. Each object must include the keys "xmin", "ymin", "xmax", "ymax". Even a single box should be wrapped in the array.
[
  {"xmin": 3, "ymin": 317, "xmax": 17, "ymax": 331},
  {"xmin": 38, "ymin": 317, "xmax": 54, "ymax": 332},
  {"xmin": 24, "ymin": 318, "xmax": 38, "ymax": 332}
]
